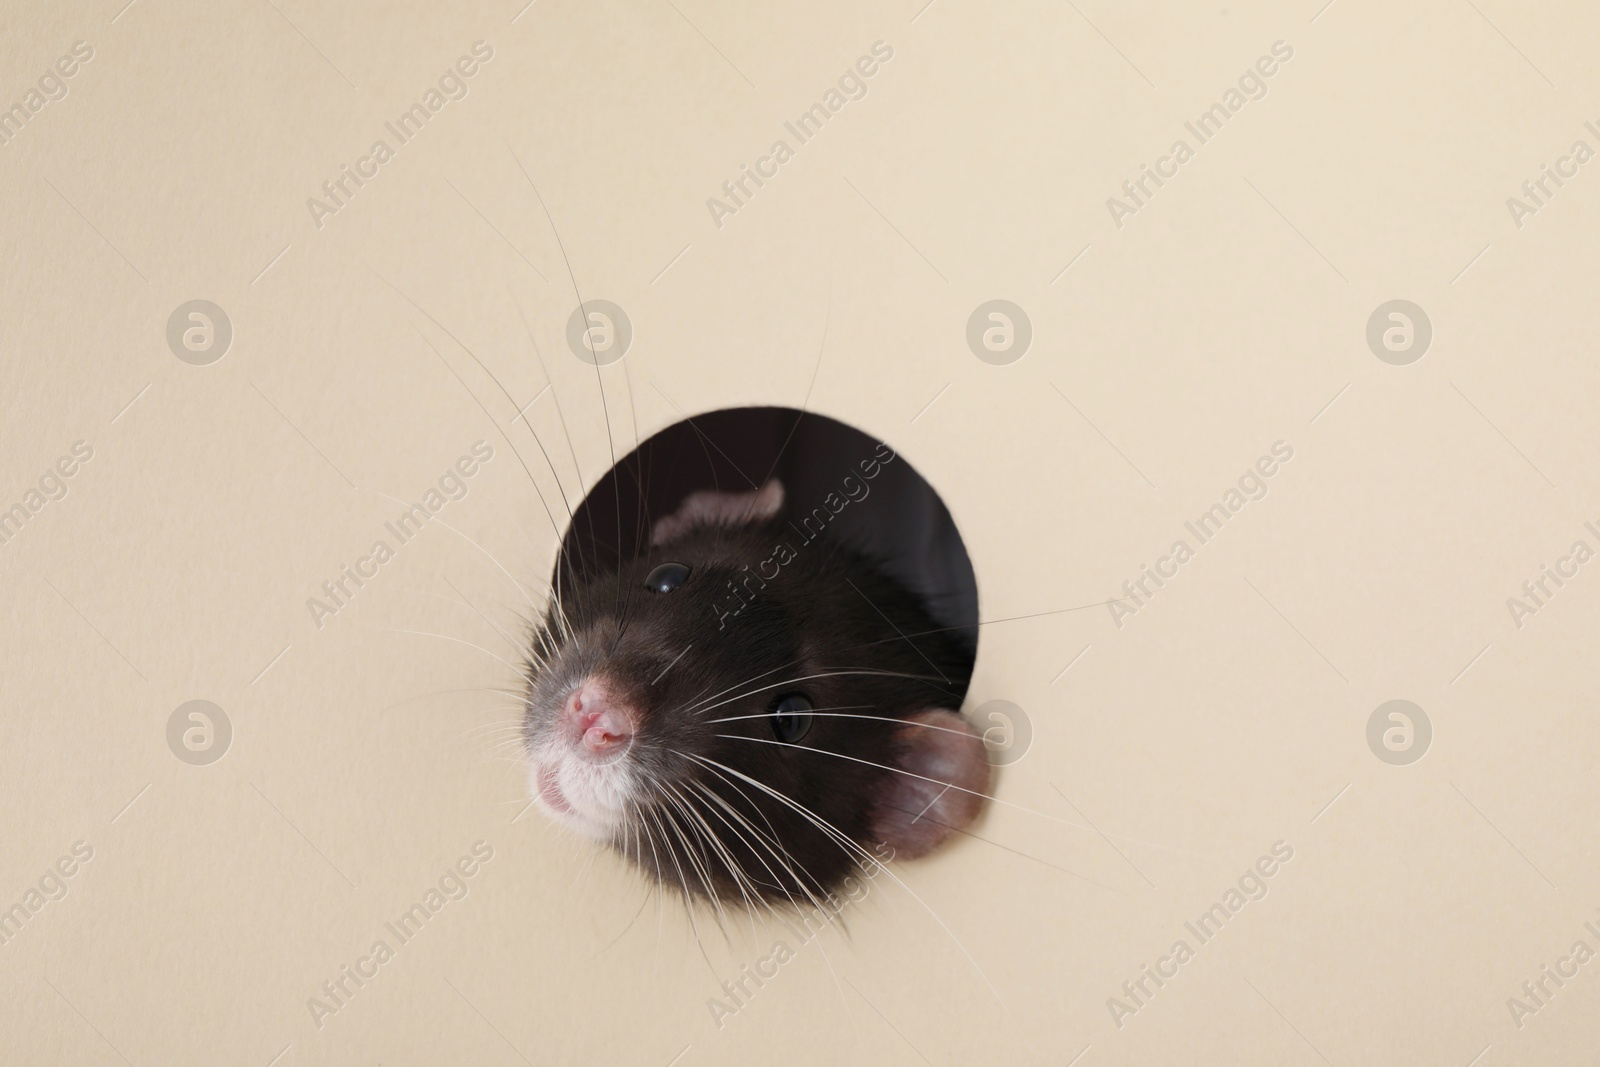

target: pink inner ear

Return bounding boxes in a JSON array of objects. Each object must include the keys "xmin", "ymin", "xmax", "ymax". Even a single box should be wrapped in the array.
[
  {"xmin": 650, "ymin": 480, "xmax": 785, "ymax": 545},
  {"xmin": 871, "ymin": 709, "xmax": 991, "ymax": 860}
]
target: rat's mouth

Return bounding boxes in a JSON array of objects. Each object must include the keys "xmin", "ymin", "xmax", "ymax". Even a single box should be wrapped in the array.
[
  {"xmin": 528, "ymin": 757, "xmax": 628, "ymax": 840},
  {"xmin": 536, "ymin": 765, "xmax": 573, "ymax": 814}
]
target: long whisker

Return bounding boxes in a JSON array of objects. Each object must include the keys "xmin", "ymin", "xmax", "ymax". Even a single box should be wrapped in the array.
[
  {"xmin": 413, "ymin": 324, "xmax": 575, "ymax": 539},
  {"xmin": 361, "ymin": 625, "xmax": 525, "ymax": 673},
  {"xmin": 442, "ymin": 577, "xmax": 527, "ymax": 652},
  {"xmin": 509, "ymin": 286, "xmax": 585, "ymax": 491},
  {"xmin": 640, "ymin": 803, "xmax": 713, "ymax": 969},
  {"xmin": 494, "ymin": 504, "xmax": 576, "ymax": 641},
  {"xmin": 808, "ymin": 599, "xmax": 1142, "ymax": 659},
  {"xmin": 684, "ymin": 779, "xmax": 793, "ymax": 908},
  {"xmin": 362, "ymin": 486, "xmax": 543, "ymax": 617},
  {"xmin": 711, "ymin": 731, "xmax": 1186, "ymax": 851},
  {"xmin": 656, "ymin": 787, "xmax": 730, "ymax": 929},
  {"xmin": 590, "ymin": 883, "xmax": 653, "ymax": 958},
  {"xmin": 628, "ymin": 807, "xmax": 668, "ymax": 956},
  {"xmin": 754, "ymin": 287, "xmax": 829, "ymax": 491},
  {"xmin": 466, "ymin": 719, "xmax": 534, "ymax": 739},
  {"xmin": 683, "ymin": 771, "xmax": 866, "ymax": 1032},
  {"xmin": 685, "ymin": 669, "xmax": 951, "ymax": 720},
  {"xmin": 672, "ymin": 785, "xmax": 763, "ymax": 914},
  {"xmin": 704, "ymin": 711, "xmax": 975, "ymax": 736},
  {"xmin": 843, "ymin": 575, "xmax": 949, "ymax": 685},
  {"xmin": 665, "ymin": 782, "xmax": 761, "ymax": 934},
  {"xmin": 394, "ymin": 274, "xmax": 598, "ymax": 654},
  {"xmin": 685, "ymin": 775, "xmax": 833, "ymax": 921},
  {"xmin": 688, "ymin": 759, "xmax": 849, "ymax": 925},
  {"xmin": 509, "ymin": 144, "xmax": 624, "ymax": 629},
  {"xmin": 680, "ymin": 750, "xmax": 1005, "ymax": 1008},
  {"xmin": 374, "ymin": 274, "xmax": 572, "ymax": 554},
  {"xmin": 368, "ymin": 685, "xmax": 526, "ymax": 718},
  {"xmin": 610, "ymin": 356, "xmax": 652, "ymax": 647}
]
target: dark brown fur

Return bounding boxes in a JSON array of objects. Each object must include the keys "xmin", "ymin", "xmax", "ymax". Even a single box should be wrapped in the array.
[{"xmin": 524, "ymin": 516, "xmax": 975, "ymax": 907}]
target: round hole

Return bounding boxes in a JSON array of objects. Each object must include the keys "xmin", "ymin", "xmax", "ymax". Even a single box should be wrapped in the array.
[{"xmin": 557, "ymin": 407, "xmax": 979, "ymax": 670}]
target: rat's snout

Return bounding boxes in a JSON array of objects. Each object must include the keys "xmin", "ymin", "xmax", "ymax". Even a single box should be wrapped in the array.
[
  {"xmin": 526, "ymin": 674, "xmax": 639, "ymax": 838},
  {"xmin": 562, "ymin": 679, "xmax": 635, "ymax": 760}
]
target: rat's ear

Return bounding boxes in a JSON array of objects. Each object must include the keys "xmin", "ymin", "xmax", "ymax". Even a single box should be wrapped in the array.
[
  {"xmin": 651, "ymin": 479, "xmax": 784, "ymax": 545},
  {"xmin": 870, "ymin": 709, "xmax": 991, "ymax": 859}
]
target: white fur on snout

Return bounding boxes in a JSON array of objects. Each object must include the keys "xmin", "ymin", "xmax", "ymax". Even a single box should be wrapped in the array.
[{"xmin": 527, "ymin": 740, "xmax": 637, "ymax": 841}]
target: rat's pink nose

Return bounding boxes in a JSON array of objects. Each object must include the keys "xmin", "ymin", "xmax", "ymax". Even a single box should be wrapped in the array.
[{"xmin": 563, "ymin": 681, "xmax": 634, "ymax": 757}]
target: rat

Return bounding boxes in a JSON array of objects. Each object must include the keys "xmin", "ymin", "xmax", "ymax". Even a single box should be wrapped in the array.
[{"xmin": 521, "ymin": 477, "xmax": 990, "ymax": 911}]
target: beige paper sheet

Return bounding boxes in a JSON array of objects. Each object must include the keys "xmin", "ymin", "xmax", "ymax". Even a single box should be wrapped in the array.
[{"xmin": 2, "ymin": 1, "xmax": 1596, "ymax": 1063}]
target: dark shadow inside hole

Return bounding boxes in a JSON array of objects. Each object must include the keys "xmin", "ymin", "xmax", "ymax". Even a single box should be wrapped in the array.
[{"xmin": 558, "ymin": 407, "xmax": 979, "ymax": 653}]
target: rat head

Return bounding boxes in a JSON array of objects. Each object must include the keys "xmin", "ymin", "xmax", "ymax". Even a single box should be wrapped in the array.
[{"xmin": 521, "ymin": 481, "xmax": 991, "ymax": 908}]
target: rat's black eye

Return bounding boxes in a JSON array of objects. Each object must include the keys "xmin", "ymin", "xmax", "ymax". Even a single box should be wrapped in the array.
[
  {"xmin": 771, "ymin": 693, "xmax": 813, "ymax": 743},
  {"xmin": 644, "ymin": 561, "xmax": 691, "ymax": 593}
]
